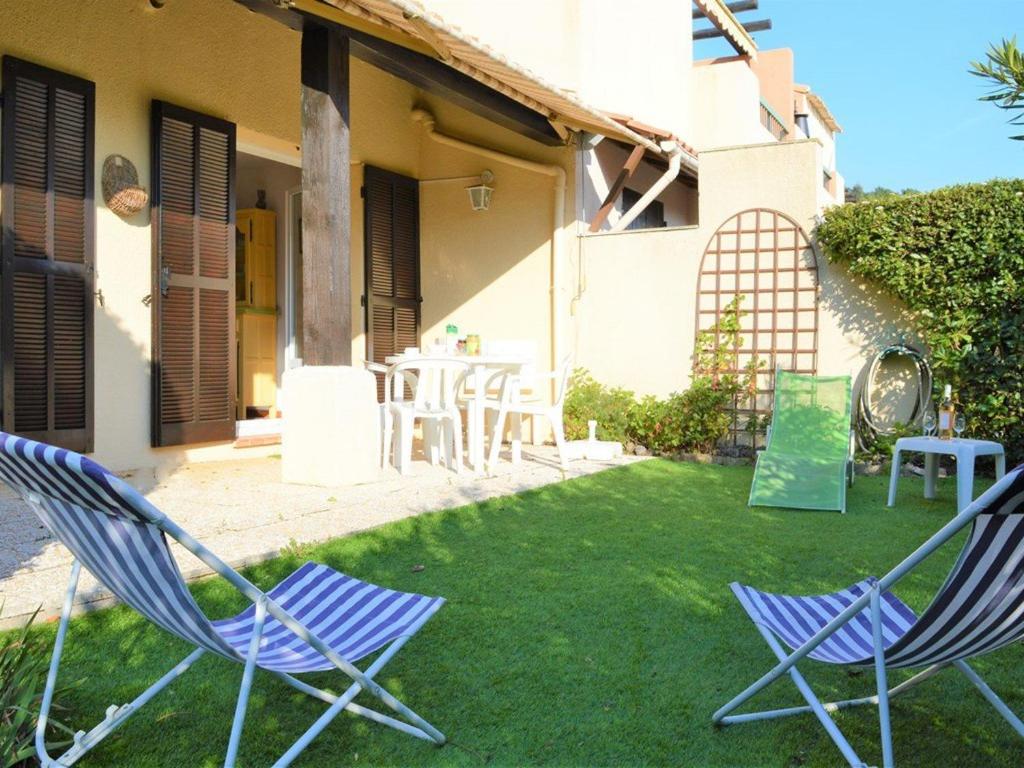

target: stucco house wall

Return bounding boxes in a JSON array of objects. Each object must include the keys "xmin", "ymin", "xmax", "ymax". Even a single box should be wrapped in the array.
[
  {"xmin": 429, "ymin": 0, "xmax": 694, "ymax": 140},
  {"xmin": 572, "ymin": 140, "xmax": 915, "ymax": 399},
  {"xmin": 691, "ymin": 59, "xmax": 772, "ymax": 150},
  {"xmin": 0, "ymin": 0, "xmax": 573, "ymax": 472}
]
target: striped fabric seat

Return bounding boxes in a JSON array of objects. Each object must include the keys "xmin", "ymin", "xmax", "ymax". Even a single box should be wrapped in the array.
[
  {"xmin": 0, "ymin": 432, "xmax": 443, "ymax": 672},
  {"xmin": 733, "ymin": 465, "xmax": 1024, "ymax": 670},
  {"xmin": 0, "ymin": 431, "xmax": 448, "ymax": 767},
  {"xmin": 213, "ymin": 562, "xmax": 444, "ymax": 672},
  {"xmin": 732, "ymin": 579, "xmax": 917, "ymax": 665}
]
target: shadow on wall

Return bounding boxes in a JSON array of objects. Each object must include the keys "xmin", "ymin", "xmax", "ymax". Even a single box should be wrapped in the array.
[{"xmin": 815, "ymin": 249, "xmax": 922, "ymax": 415}]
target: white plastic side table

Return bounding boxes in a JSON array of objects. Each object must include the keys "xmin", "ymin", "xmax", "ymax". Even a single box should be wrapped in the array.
[{"xmin": 887, "ymin": 436, "xmax": 1006, "ymax": 513}]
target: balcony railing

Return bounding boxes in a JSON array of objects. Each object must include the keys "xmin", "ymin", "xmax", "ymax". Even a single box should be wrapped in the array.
[{"xmin": 759, "ymin": 99, "xmax": 788, "ymax": 141}]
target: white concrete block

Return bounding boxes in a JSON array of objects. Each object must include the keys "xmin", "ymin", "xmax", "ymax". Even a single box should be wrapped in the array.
[{"xmin": 281, "ymin": 366, "xmax": 381, "ymax": 487}]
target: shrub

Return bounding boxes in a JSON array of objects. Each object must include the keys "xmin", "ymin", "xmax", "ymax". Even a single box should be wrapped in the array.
[
  {"xmin": 564, "ymin": 299, "xmax": 756, "ymax": 455},
  {"xmin": 1, "ymin": 610, "xmax": 74, "ymax": 767},
  {"xmin": 674, "ymin": 380, "xmax": 736, "ymax": 454},
  {"xmin": 627, "ymin": 385, "xmax": 734, "ymax": 455},
  {"xmin": 562, "ymin": 369, "xmax": 635, "ymax": 443},
  {"xmin": 817, "ymin": 178, "xmax": 1024, "ymax": 464}
]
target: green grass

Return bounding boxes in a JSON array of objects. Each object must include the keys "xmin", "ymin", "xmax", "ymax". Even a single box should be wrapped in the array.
[{"xmin": 23, "ymin": 461, "xmax": 1024, "ymax": 767}]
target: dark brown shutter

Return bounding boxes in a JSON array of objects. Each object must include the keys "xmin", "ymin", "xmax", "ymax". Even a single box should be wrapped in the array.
[
  {"xmin": 0, "ymin": 57, "xmax": 94, "ymax": 452},
  {"xmin": 364, "ymin": 166, "xmax": 420, "ymax": 399},
  {"xmin": 151, "ymin": 101, "xmax": 235, "ymax": 446}
]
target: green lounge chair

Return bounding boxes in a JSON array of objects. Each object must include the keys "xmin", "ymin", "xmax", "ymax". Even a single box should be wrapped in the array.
[{"xmin": 749, "ymin": 370, "xmax": 854, "ymax": 512}]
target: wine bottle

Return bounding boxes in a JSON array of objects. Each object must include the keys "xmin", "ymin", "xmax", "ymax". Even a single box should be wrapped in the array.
[{"xmin": 938, "ymin": 384, "xmax": 955, "ymax": 440}]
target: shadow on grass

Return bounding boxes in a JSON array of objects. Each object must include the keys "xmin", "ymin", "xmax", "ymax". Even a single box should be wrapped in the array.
[{"xmin": 24, "ymin": 461, "xmax": 1021, "ymax": 767}]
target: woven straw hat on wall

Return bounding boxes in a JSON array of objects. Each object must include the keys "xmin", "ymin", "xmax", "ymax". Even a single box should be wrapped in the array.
[{"xmin": 102, "ymin": 155, "xmax": 149, "ymax": 218}]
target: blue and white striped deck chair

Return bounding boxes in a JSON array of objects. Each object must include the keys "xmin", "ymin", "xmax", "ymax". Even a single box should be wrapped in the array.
[
  {"xmin": 0, "ymin": 433, "xmax": 446, "ymax": 768},
  {"xmin": 714, "ymin": 464, "xmax": 1024, "ymax": 767}
]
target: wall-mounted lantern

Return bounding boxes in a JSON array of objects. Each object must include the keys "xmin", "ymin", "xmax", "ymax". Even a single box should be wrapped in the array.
[{"xmin": 466, "ymin": 170, "xmax": 494, "ymax": 211}]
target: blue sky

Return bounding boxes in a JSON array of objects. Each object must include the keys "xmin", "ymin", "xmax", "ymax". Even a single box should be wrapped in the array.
[{"xmin": 693, "ymin": 0, "xmax": 1024, "ymax": 191}]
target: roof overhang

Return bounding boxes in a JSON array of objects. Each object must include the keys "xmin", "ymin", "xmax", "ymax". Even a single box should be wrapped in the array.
[
  {"xmin": 239, "ymin": 0, "xmax": 697, "ymax": 167},
  {"xmin": 806, "ymin": 92, "xmax": 842, "ymax": 134}
]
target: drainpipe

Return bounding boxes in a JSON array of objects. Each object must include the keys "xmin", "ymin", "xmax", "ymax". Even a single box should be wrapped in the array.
[
  {"xmin": 609, "ymin": 141, "xmax": 683, "ymax": 232},
  {"xmin": 411, "ymin": 109, "xmax": 567, "ymax": 384}
]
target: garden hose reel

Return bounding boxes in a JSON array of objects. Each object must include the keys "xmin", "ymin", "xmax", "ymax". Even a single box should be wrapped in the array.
[{"xmin": 856, "ymin": 341, "xmax": 933, "ymax": 451}]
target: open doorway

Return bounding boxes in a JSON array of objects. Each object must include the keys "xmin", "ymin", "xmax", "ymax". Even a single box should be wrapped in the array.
[{"xmin": 234, "ymin": 149, "xmax": 301, "ymax": 436}]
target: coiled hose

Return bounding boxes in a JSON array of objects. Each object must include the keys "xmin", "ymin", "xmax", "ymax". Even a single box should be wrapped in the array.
[{"xmin": 856, "ymin": 342, "xmax": 933, "ymax": 451}]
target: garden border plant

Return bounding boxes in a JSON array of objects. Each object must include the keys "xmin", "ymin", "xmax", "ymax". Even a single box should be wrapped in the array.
[
  {"xmin": 1, "ymin": 609, "xmax": 75, "ymax": 768},
  {"xmin": 817, "ymin": 178, "xmax": 1024, "ymax": 465},
  {"xmin": 563, "ymin": 298, "xmax": 761, "ymax": 459}
]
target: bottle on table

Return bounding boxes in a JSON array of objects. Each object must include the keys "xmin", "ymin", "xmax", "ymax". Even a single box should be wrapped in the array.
[
  {"xmin": 446, "ymin": 324, "xmax": 458, "ymax": 354},
  {"xmin": 938, "ymin": 384, "xmax": 956, "ymax": 440}
]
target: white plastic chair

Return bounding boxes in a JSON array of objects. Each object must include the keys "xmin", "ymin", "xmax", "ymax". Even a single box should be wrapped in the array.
[
  {"xmin": 364, "ymin": 360, "xmax": 390, "ymax": 469},
  {"xmin": 485, "ymin": 356, "xmax": 571, "ymax": 471},
  {"xmin": 383, "ymin": 358, "xmax": 468, "ymax": 475}
]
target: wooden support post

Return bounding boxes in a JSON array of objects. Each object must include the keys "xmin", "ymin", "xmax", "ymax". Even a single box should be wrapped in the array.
[
  {"xmin": 300, "ymin": 22, "xmax": 352, "ymax": 365},
  {"xmin": 588, "ymin": 144, "xmax": 645, "ymax": 233}
]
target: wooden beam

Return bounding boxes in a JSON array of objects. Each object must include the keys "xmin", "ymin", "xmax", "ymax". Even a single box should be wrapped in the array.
[
  {"xmin": 237, "ymin": 1, "xmax": 562, "ymax": 146},
  {"xmin": 402, "ymin": 10, "xmax": 452, "ymax": 61},
  {"xmin": 338, "ymin": 22, "xmax": 562, "ymax": 146},
  {"xmin": 693, "ymin": 19, "xmax": 771, "ymax": 40},
  {"xmin": 692, "ymin": 0, "xmax": 757, "ymax": 20},
  {"xmin": 301, "ymin": 21, "xmax": 352, "ymax": 366},
  {"xmin": 588, "ymin": 144, "xmax": 645, "ymax": 233}
]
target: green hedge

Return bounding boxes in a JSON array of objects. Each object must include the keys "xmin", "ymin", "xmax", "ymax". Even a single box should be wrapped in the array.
[{"xmin": 817, "ymin": 178, "xmax": 1024, "ymax": 463}]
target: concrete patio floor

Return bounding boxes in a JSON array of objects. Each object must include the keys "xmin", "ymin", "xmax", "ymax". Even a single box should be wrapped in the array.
[{"xmin": 0, "ymin": 446, "xmax": 641, "ymax": 630}]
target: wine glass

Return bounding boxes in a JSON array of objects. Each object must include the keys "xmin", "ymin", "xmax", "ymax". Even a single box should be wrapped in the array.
[
  {"xmin": 954, "ymin": 414, "xmax": 966, "ymax": 440},
  {"xmin": 922, "ymin": 410, "xmax": 936, "ymax": 437}
]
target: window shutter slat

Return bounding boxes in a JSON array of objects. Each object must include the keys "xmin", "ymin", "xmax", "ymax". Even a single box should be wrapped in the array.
[
  {"xmin": 53, "ymin": 274, "xmax": 87, "ymax": 429},
  {"xmin": 151, "ymin": 101, "xmax": 235, "ymax": 447},
  {"xmin": 364, "ymin": 166, "xmax": 419, "ymax": 402},
  {"xmin": 1, "ymin": 57, "xmax": 94, "ymax": 452},
  {"xmin": 12, "ymin": 273, "xmax": 48, "ymax": 432}
]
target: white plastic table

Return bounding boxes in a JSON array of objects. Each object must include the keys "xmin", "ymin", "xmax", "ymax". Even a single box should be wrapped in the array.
[
  {"xmin": 887, "ymin": 436, "xmax": 1006, "ymax": 513},
  {"xmin": 384, "ymin": 352, "xmax": 528, "ymax": 473}
]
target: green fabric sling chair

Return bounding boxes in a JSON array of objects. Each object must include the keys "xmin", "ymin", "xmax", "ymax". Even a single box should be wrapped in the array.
[{"xmin": 749, "ymin": 370, "xmax": 854, "ymax": 513}]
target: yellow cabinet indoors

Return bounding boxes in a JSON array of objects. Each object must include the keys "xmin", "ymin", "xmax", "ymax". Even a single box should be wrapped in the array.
[{"xmin": 236, "ymin": 209, "xmax": 277, "ymax": 418}]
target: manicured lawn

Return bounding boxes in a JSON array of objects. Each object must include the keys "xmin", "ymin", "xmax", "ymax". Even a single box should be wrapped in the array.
[{"xmin": 31, "ymin": 461, "xmax": 1021, "ymax": 766}]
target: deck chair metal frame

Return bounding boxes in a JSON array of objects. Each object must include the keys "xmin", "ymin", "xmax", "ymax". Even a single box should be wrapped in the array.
[
  {"xmin": 716, "ymin": 464, "xmax": 1024, "ymax": 767},
  {"xmin": 0, "ymin": 434, "xmax": 445, "ymax": 768}
]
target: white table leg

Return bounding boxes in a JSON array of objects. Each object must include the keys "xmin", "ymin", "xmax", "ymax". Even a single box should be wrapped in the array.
[
  {"xmin": 924, "ymin": 453, "xmax": 938, "ymax": 500},
  {"xmin": 887, "ymin": 448, "xmax": 902, "ymax": 507},
  {"xmin": 996, "ymin": 451, "xmax": 1006, "ymax": 480},
  {"xmin": 957, "ymin": 450, "xmax": 976, "ymax": 514}
]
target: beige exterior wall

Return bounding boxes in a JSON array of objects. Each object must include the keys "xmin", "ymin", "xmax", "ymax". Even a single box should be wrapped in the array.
[
  {"xmin": 428, "ymin": 0, "xmax": 693, "ymax": 139},
  {"xmin": 1, "ymin": 0, "xmax": 304, "ymax": 472},
  {"xmin": 426, "ymin": 0, "xmax": 583, "ymax": 97},
  {"xmin": 691, "ymin": 58, "xmax": 773, "ymax": 150},
  {"xmin": 575, "ymin": 0, "xmax": 692, "ymax": 138},
  {"xmin": 0, "ymin": 0, "xmax": 573, "ymax": 472},
  {"xmin": 572, "ymin": 140, "xmax": 917, "ymax": 399},
  {"xmin": 1, "ymin": 2, "xmax": 869, "ymax": 473}
]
